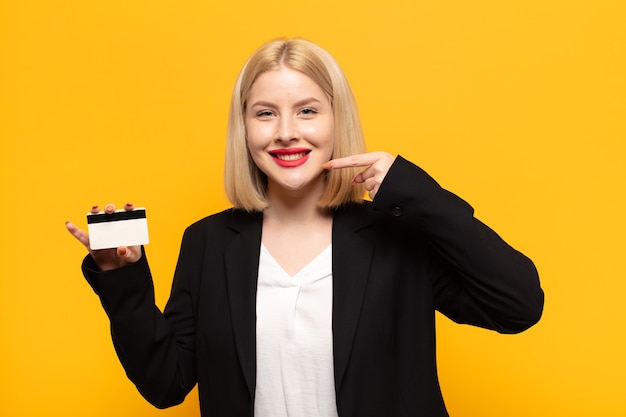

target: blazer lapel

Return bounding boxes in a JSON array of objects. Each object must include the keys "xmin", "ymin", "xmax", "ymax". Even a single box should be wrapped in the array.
[
  {"xmin": 220, "ymin": 205, "xmax": 375, "ymax": 397},
  {"xmin": 223, "ymin": 210, "xmax": 263, "ymax": 399},
  {"xmin": 332, "ymin": 203, "xmax": 376, "ymax": 391}
]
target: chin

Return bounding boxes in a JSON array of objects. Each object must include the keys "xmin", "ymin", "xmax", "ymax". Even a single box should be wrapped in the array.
[{"xmin": 273, "ymin": 174, "xmax": 325, "ymax": 194}]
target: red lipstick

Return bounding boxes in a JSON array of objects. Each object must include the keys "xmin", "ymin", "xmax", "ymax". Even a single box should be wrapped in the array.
[{"xmin": 268, "ymin": 148, "xmax": 311, "ymax": 167}]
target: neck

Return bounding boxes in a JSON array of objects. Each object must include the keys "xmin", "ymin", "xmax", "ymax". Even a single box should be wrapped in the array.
[{"xmin": 264, "ymin": 181, "xmax": 331, "ymax": 224}]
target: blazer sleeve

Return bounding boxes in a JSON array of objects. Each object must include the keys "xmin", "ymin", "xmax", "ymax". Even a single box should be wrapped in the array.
[
  {"xmin": 82, "ymin": 229, "xmax": 199, "ymax": 408},
  {"xmin": 372, "ymin": 155, "xmax": 544, "ymax": 333}
]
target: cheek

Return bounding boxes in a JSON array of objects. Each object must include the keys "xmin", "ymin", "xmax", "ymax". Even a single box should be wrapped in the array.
[
  {"xmin": 323, "ymin": 126, "xmax": 336, "ymax": 153},
  {"xmin": 327, "ymin": 138, "xmax": 335, "ymax": 159},
  {"xmin": 302, "ymin": 121, "xmax": 334, "ymax": 143},
  {"xmin": 246, "ymin": 143, "xmax": 265, "ymax": 174},
  {"xmin": 246, "ymin": 140, "xmax": 264, "ymax": 167},
  {"xmin": 245, "ymin": 123, "xmax": 273, "ymax": 150}
]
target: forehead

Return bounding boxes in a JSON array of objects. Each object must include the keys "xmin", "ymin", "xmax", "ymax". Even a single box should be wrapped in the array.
[{"xmin": 248, "ymin": 67, "xmax": 327, "ymax": 101}]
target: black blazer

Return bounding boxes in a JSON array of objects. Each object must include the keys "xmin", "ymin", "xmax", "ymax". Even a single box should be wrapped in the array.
[{"xmin": 83, "ymin": 156, "xmax": 544, "ymax": 417}]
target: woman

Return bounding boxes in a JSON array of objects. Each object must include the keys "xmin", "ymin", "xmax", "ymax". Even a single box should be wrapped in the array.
[{"xmin": 66, "ymin": 38, "xmax": 543, "ymax": 417}]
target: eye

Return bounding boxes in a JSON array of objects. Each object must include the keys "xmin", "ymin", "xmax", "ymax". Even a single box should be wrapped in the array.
[
  {"xmin": 299, "ymin": 108, "xmax": 317, "ymax": 116},
  {"xmin": 256, "ymin": 110, "xmax": 274, "ymax": 118}
]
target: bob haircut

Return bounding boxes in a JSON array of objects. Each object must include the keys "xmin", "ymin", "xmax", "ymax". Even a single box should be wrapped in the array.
[{"xmin": 224, "ymin": 38, "xmax": 366, "ymax": 212}]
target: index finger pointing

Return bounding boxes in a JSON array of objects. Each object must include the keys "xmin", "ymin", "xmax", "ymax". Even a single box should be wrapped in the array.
[{"xmin": 322, "ymin": 153, "xmax": 382, "ymax": 170}]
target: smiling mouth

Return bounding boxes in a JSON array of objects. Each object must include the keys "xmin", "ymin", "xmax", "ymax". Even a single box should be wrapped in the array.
[
  {"xmin": 271, "ymin": 151, "xmax": 309, "ymax": 161},
  {"xmin": 268, "ymin": 149, "xmax": 312, "ymax": 167},
  {"xmin": 268, "ymin": 149, "xmax": 311, "ymax": 160}
]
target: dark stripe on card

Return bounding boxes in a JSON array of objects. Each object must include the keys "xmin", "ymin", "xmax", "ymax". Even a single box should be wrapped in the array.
[{"xmin": 87, "ymin": 209, "xmax": 147, "ymax": 224}]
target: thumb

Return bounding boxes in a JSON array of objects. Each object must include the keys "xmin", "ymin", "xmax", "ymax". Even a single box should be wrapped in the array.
[
  {"xmin": 65, "ymin": 221, "xmax": 90, "ymax": 249},
  {"xmin": 116, "ymin": 245, "xmax": 142, "ymax": 263}
]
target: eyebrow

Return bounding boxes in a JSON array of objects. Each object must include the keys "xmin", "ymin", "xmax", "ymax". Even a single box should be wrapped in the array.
[{"xmin": 248, "ymin": 97, "xmax": 324, "ymax": 109}]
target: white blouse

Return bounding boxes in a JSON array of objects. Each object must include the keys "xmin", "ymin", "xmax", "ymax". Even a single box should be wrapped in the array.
[{"xmin": 254, "ymin": 243, "xmax": 339, "ymax": 417}]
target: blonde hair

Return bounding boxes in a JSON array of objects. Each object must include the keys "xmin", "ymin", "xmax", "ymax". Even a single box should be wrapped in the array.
[{"xmin": 224, "ymin": 38, "xmax": 366, "ymax": 211}]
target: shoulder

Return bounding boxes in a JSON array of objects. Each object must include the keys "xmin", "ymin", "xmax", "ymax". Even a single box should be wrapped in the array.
[
  {"xmin": 334, "ymin": 200, "xmax": 401, "ymax": 233},
  {"xmin": 333, "ymin": 200, "xmax": 374, "ymax": 221},
  {"xmin": 183, "ymin": 208, "xmax": 263, "ymax": 239}
]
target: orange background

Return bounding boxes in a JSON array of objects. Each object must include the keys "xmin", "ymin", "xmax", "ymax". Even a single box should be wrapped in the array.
[{"xmin": 1, "ymin": 1, "xmax": 625, "ymax": 416}]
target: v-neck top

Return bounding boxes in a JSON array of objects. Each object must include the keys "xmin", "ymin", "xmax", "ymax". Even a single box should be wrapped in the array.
[{"xmin": 254, "ymin": 243, "xmax": 338, "ymax": 417}]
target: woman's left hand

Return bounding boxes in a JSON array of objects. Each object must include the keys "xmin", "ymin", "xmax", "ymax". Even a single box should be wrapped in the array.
[{"xmin": 322, "ymin": 151, "xmax": 395, "ymax": 200}]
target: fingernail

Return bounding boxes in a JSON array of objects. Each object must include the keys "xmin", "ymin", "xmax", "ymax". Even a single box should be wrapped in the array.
[
  {"xmin": 321, "ymin": 162, "xmax": 333, "ymax": 169},
  {"xmin": 125, "ymin": 203, "xmax": 133, "ymax": 209}
]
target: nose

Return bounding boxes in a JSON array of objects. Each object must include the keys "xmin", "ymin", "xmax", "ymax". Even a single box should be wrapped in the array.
[{"xmin": 275, "ymin": 116, "xmax": 298, "ymax": 142}]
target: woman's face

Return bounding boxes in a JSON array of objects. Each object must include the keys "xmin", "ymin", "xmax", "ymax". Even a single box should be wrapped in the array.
[{"xmin": 245, "ymin": 66, "xmax": 334, "ymax": 198}]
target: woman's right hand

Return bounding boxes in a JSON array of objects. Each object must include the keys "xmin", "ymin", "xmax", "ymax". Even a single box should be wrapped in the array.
[{"xmin": 65, "ymin": 203, "xmax": 143, "ymax": 271}]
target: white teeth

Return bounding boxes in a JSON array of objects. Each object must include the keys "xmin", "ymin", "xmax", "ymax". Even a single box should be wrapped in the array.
[{"xmin": 275, "ymin": 152, "xmax": 306, "ymax": 161}]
